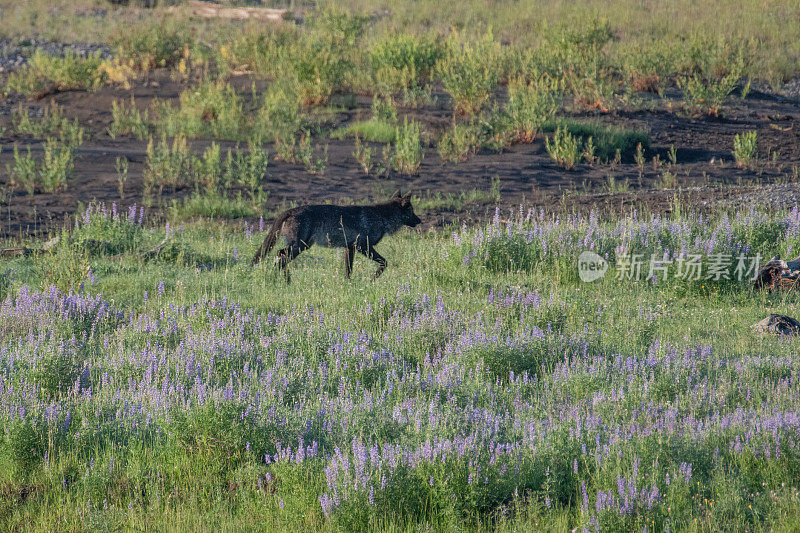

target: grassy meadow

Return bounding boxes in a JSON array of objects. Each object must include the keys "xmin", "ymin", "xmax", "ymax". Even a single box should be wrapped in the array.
[
  {"xmin": 2, "ymin": 0, "xmax": 800, "ymax": 531},
  {"xmin": 2, "ymin": 203, "xmax": 800, "ymax": 530}
]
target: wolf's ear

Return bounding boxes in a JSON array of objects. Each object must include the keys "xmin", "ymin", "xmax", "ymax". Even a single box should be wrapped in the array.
[{"xmin": 391, "ymin": 189, "xmax": 402, "ymax": 199}]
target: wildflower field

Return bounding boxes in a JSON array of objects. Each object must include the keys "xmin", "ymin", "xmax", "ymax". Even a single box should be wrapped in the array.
[
  {"xmin": 3, "ymin": 202, "xmax": 800, "ymax": 531},
  {"xmin": 1, "ymin": 0, "xmax": 800, "ymax": 529}
]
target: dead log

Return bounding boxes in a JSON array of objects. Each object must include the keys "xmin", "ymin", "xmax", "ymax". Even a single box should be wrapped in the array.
[
  {"xmin": 0, "ymin": 236, "xmax": 61, "ymax": 258},
  {"xmin": 140, "ymin": 237, "xmax": 169, "ymax": 260},
  {"xmin": 753, "ymin": 255, "xmax": 800, "ymax": 291}
]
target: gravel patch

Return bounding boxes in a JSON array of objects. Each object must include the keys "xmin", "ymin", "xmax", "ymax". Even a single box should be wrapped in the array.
[{"xmin": 0, "ymin": 38, "xmax": 112, "ymax": 74}]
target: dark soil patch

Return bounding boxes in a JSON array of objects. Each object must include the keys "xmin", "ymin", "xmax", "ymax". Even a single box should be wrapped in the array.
[{"xmin": 1, "ymin": 70, "xmax": 799, "ymax": 239}]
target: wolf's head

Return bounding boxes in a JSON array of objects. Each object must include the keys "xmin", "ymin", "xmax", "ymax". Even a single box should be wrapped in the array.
[{"xmin": 390, "ymin": 190, "xmax": 422, "ymax": 228}]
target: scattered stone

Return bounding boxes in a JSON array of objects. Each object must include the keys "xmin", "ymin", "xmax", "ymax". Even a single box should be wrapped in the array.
[
  {"xmin": 0, "ymin": 38, "xmax": 111, "ymax": 74},
  {"xmin": 752, "ymin": 314, "xmax": 800, "ymax": 336}
]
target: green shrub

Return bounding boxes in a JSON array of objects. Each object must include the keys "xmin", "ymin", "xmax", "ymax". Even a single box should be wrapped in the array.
[
  {"xmin": 296, "ymin": 133, "xmax": 328, "ymax": 175},
  {"xmin": 227, "ymin": 26, "xmax": 299, "ymax": 78},
  {"xmin": 353, "ymin": 135, "xmax": 374, "ymax": 174},
  {"xmin": 156, "ymin": 81, "xmax": 245, "ymax": 140},
  {"xmin": 390, "ymin": 118, "xmax": 424, "ymax": 174},
  {"xmin": 4, "ymin": 51, "xmax": 105, "ymax": 96},
  {"xmin": 256, "ymin": 81, "xmax": 301, "ymax": 142},
  {"xmin": 437, "ymin": 123, "xmax": 482, "ymax": 163},
  {"xmin": 12, "ymin": 102, "xmax": 85, "ymax": 147},
  {"xmin": 5, "ymin": 138, "xmax": 74, "ymax": 194},
  {"xmin": 545, "ymin": 125, "xmax": 581, "ymax": 170},
  {"xmin": 222, "ymin": 142, "xmax": 270, "ymax": 204},
  {"xmin": 368, "ymin": 33, "xmax": 442, "ymax": 94},
  {"xmin": 542, "ymin": 118, "xmax": 649, "ymax": 161},
  {"xmin": 113, "ymin": 21, "xmax": 188, "ymax": 70},
  {"xmin": 505, "ymin": 76, "xmax": 560, "ymax": 143},
  {"xmin": 679, "ymin": 62, "xmax": 742, "ymax": 116},
  {"xmin": 109, "ymin": 97, "xmax": 150, "ymax": 139},
  {"xmin": 733, "ymin": 130, "xmax": 758, "ymax": 169},
  {"xmin": 143, "ymin": 135, "xmax": 195, "ymax": 199},
  {"xmin": 436, "ymin": 34, "xmax": 499, "ymax": 117},
  {"xmin": 7, "ymin": 145, "xmax": 37, "ymax": 195}
]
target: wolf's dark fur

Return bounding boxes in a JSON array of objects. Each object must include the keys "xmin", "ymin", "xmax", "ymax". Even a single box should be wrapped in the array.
[{"xmin": 252, "ymin": 190, "xmax": 422, "ymax": 281}]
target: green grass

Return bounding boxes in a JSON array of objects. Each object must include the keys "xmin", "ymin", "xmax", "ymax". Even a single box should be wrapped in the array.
[
  {"xmin": 331, "ymin": 118, "xmax": 396, "ymax": 143},
  {"xmin": 4, "ymin": 204, "xmax": 800, "ymax": 530},
  {"xmin": 542, "ymin": 118, "xmax": 650, "ymax": 161},
  {"xmin": 413, "ymin": 177, "xmax": 500, "ymax": 211},
  {"xmin": 168, "ymin": 192, "xmax": 260, "ymax": 221}
]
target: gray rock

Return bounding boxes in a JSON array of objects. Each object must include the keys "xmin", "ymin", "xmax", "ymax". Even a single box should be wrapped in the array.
[{"xmin": 752, "ymin": 314, "xmax": 800, "ymax": 336}]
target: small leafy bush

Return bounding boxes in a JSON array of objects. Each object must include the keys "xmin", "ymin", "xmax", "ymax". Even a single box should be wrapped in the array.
[
  {"xmin": 256, "ymin": 81, "xmax": 301, "ymax": 142},
  {"xmin": 156, "ymin": 81, "xmax": 245, "ymax": 140},
  {"xmin": 545, "ymin": 125, "xmax": 581, "ymax": 170},
  {"xmin": 353, "ymin": 135, "xmax": 373, "ymax": 174},
  {"xmin": 733, "ymin": 130, "xmax": 758, "ymax": 169},
  {"xmin": 4, "ymin": 51, "xmax": 106, "ymax": 96},
  {"xmin": 109, "ymin": 97, "xmax": 150, "ymax": 139},
  {"xmin": 679, "ymin": 62, "xmax": 742, "ymax": 116},
  {"xmin": 368, "ymin": 34, "xmax": 442, "ymax": 94},
  {"xmin": 7, "ymin": 146, "xmax": 37, "ymax": 195},
  {"xmin": 113, "ymin": 21, "xmax": 188, "ymax": 70},
  {"xmin": 12, "ymin": 102, "xmax": 85, "ymax": 147},
  {"xmin": 505, "ymin": 76, "xmax": 560, "ymax": 143},
  {"xmin": 390, "ymin": 118, "xmax": 424, "ymax": 174},
  {"xmin": 143, "ymin": 135, "xmax": 195, "ymax": 199},
  {"xmin": 437, "ymin": 123, "xmax": 482, "ymax": 163},
  {"xmin": 287, "ymin": 39, "xmax": 351, "ymax": 106},
  {"xmin": 6, "ymin": 139, "xmax": 74, "ymax": 194},
  {"xmin": 436, "ymin": 34, "xmax": 499, "ymax": 117}
]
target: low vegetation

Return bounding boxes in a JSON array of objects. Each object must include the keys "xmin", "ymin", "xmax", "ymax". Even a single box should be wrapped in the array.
[{"xmin": 2, "ymin": 203, "xmax": 800, "ymax": 530}]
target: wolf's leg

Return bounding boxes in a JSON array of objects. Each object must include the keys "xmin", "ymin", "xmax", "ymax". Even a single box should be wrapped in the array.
[
  {"xmin": 343, "ymin": 243, "xmax": 356, "ymax": 279},
  {"xmin": 359, "ymin": 246, "xmax": 387, "ymax": 279},
  {"xmin": 277, "ymin": 242, "xmax": 305, "ymax": 283}
]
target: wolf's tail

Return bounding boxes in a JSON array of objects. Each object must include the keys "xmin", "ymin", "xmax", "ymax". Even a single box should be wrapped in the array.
[{"xmin": 252, "ymin": 212, "xmax": 290, "ymax": 265}]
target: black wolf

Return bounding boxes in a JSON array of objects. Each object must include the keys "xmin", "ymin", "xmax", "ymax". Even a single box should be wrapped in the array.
[{"xmin": 252, "ymin": 190, "xmax": 422, "ymax": 281}]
